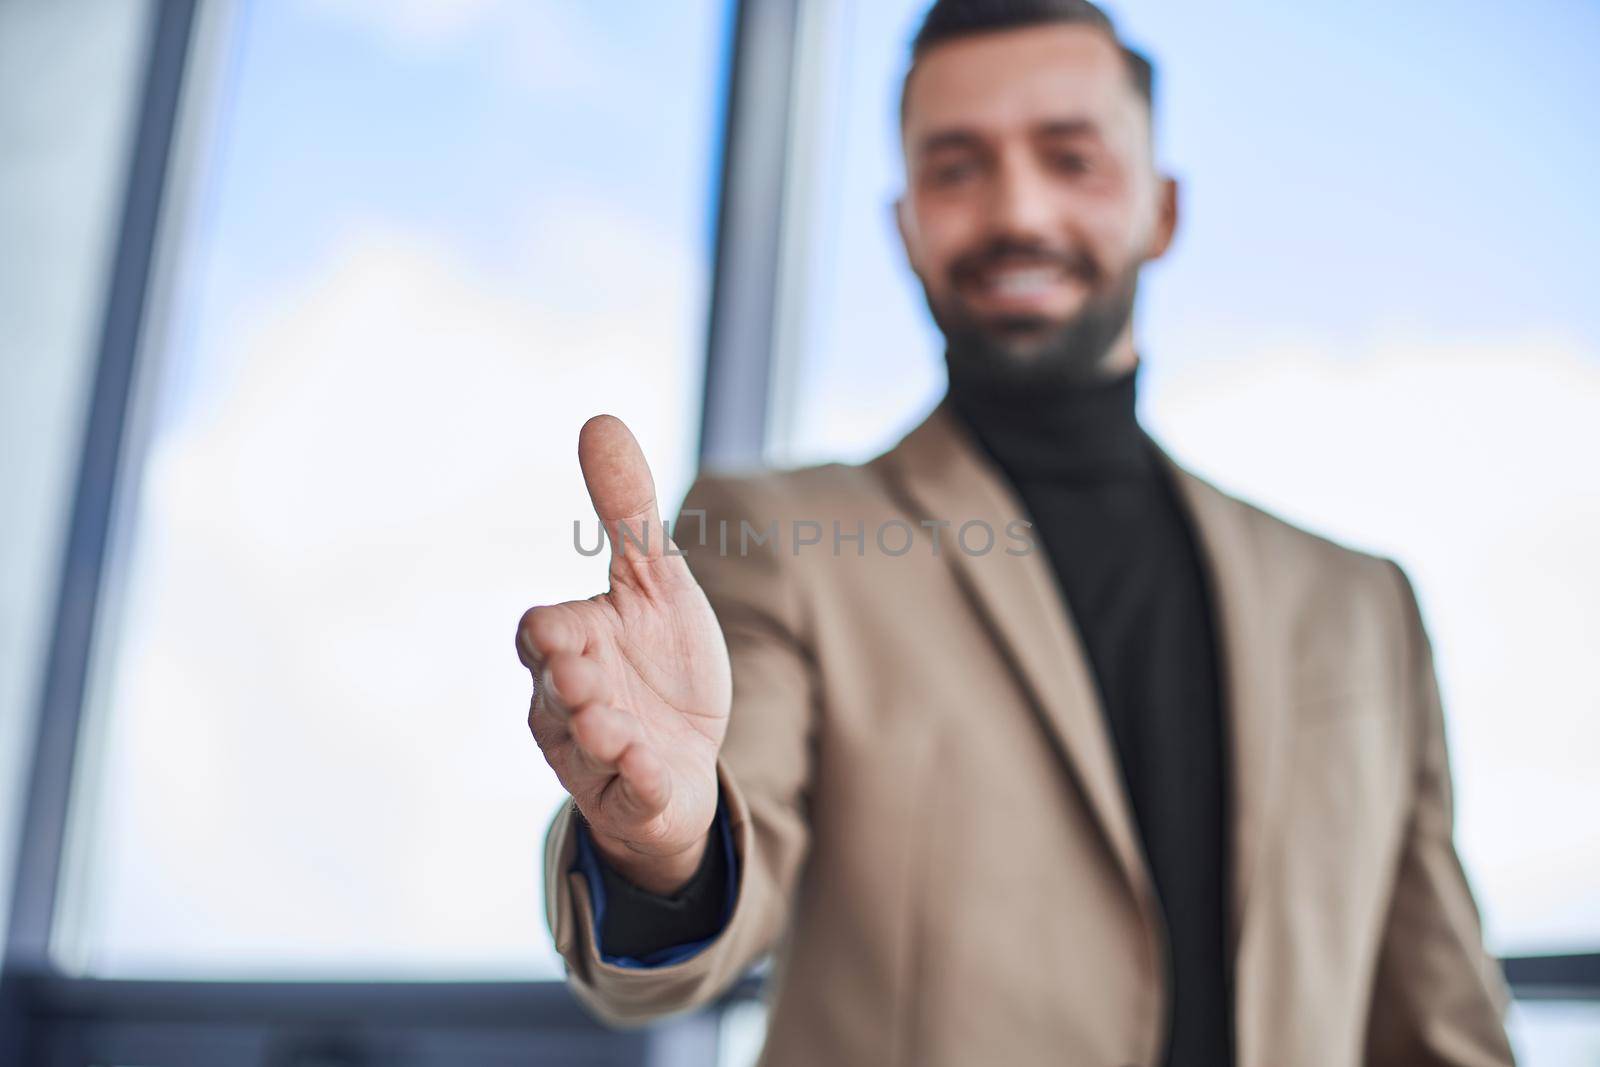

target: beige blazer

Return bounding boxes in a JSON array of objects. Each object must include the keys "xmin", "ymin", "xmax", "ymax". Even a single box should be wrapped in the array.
[{"xmin": 543, "ymin": 401, "xmax": 1516, "ymax": 1067}]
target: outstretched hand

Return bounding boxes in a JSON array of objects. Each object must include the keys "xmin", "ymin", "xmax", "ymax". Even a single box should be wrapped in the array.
[{"xmin": 517, "ymin": 415, "xmax": 732, "ymax": 894}]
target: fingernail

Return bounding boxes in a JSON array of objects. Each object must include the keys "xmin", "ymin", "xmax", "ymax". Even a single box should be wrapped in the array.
[{"xmin": 541, "ymin": 668, "xmax": 563, "ymax": 706}]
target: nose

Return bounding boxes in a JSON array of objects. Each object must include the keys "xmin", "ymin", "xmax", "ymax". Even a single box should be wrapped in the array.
[{"xmin": 985, "ymin": 148, "xmax": 1056, "ymax": 244}]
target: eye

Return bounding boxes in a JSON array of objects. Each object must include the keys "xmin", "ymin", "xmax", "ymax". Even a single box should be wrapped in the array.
[
  {"xmin": 1049, "ymin": 151, "xmax": 1092, "ymax": 176},
  {"xmin": 928, "ymin": 159, "xmax": 978, "ymax": 187}
]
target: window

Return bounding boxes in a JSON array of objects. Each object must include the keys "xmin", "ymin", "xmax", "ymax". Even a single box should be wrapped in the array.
[{"xmin": 55, "ymin": 0, "xmax": 731, "ymax": 980}]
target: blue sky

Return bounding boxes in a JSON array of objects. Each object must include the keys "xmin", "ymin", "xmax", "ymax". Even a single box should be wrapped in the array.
[
  {"xmin": 787, "ymin": 0, "xmax": 1600, "ymax": 465},
  {"xmin": 172, "ymin": 0, "xmax": 1600, "ymax": 441},
  {"xmin": 167, "ymin": 0, "xmax": 731, "ymax": 432},
  {"xmin": 1119, "ymin": 0, "xmax": 1600, "ymax": 349}
]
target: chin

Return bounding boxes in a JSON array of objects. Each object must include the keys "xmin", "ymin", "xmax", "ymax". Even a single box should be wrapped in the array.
[
  {"xmin": 979, "ymin": 321, "xmax": 1065, "ymax": 362},
  {"xmin": 983, "ymin": 340, "xmax": 1053, "ymax": 366}
]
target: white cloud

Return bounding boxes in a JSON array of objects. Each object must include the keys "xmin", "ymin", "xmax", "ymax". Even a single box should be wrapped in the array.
[
  {"xmin": 75, "ymin": 211, "xmax": 705, "ymax": 977},
  {"xmin": 1146, "ymin": 336, "xmax": 1600, "ymax": 952}
]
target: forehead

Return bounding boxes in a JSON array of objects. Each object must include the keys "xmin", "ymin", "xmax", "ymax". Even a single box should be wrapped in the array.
[{"xmin": 903, "ymin": 24, "xmax": 1145, "ymax": 144}]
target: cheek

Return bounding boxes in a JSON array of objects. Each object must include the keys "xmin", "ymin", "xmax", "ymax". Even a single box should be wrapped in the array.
[
  {"xmin": 1068, "ymin": 206, "xmax": 1143, "ymax": 276},
  {"xmin": 1090, "ymin": 192, "xmax": 1155, "ymax": 261},
  {"xmin": 905, "ymin": 197, "xmax": 984, "ymax": 279}
]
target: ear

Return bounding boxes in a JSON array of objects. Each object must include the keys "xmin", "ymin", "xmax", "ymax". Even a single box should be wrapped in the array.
[{"xmin": 1146, "ymin": 175, "xmax": 1179, "ymax": 260}]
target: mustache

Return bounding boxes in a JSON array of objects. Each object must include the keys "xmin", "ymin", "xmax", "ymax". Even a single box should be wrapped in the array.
[{"xmin": 947, "ymin": 238, "xmax": 1103, "ymax": 289}]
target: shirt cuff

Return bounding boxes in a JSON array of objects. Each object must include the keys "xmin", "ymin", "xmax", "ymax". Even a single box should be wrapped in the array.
[{"xmin": 570, "ymin": 791, "xmax": 740, "ymax": 968}]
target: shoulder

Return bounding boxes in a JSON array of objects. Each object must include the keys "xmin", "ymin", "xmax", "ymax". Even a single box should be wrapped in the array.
[
  {"xmin": 1177, "ymin": 465, "xmax": 1422, "ymax": 691},
  {"xmin": 677, "ymin": 457, "xmax": 898, "ymax": 528},
  {"xmin": 1204, "ymin": 474, "xmax": 1399, "ymax": 591}
]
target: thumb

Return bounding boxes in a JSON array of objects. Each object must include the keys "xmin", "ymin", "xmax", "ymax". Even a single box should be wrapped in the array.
[{"xmin": 577, "ymin": 415, "xmax": 674, "ymax": 587}]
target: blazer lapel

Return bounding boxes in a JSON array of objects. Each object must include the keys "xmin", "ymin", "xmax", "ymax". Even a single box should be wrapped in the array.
[
  {"xmin": 878, "ymin": 401, "xmax": 1159, "ymax": 919},
  {"xmin": 1154, "ymin": 444, "xmax": 1292, "ymax": 959}
]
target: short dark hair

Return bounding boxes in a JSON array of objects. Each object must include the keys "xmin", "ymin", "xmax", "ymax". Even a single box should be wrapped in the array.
[{"xmin": 901, "ymin": 0, "xmax": 1156, "ymax": 124}]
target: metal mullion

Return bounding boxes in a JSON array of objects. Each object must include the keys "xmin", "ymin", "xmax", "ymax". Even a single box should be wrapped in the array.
[
  {"xmin": 3, "ymin": 0, "xmax": 199, "ymax": 987},
  {"xmin": 13, "ymin": 974, "xmax": 757, "ymax": 1065},
  {"xmin": 1502, "ymin": 952, "xmax": 1600, "ymax": 1002},
  {"xmin": 698, "ymin": 0, "xmax": 807, "ymax": 471}
]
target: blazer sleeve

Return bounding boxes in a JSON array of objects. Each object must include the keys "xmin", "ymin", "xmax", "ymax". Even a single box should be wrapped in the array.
[
  {"xmin": 1363, "ymin": 561, "xmax": 1517, "ymax": 1066},
  {"xmin": 542, "ymin": 472, "xmax": 817, "ymax": 1027}
]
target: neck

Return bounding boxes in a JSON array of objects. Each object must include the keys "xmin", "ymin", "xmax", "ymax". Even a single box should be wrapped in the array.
[
  {"xmin": 945, "ymin": 349, "xmax": 1153, "ymax": 481},
  {"xmin": 1093, "ymin": 323, "xmax": 1139, "ymax": 379}
]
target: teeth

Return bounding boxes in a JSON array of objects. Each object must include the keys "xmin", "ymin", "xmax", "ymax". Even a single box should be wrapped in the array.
[{"xmin": 989, "ymin": 268, "xmax": 1060, "ymax": 296}]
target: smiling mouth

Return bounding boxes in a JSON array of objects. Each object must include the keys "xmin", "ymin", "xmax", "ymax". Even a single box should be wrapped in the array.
[
  {"xmin": 957, "ymin": 260, "xmax": 1089, "ymax": 309},
  {"xmin": 980, "ymin": 265, "xmax": 1070, "ymax": 298}
]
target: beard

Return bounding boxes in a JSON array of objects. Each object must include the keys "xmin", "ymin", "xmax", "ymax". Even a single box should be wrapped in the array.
[{"xmin": 924, "ymin": 237, "xmax": 1142, "ymax": 390}]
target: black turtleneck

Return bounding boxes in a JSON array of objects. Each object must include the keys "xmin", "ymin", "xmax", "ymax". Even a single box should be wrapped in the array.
[{"xmin": 948, "ymin": 359, "xmax": 1234, "ymax": 1067}]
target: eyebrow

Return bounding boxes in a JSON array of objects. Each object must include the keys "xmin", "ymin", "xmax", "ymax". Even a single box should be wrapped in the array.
[
  {"xmin": 916, "ymin": 129, "xmax": 986, "ymax": 157},
  {"xmin": 1037, "ymin": 118, "xmax": 1102, "ymax": 140},
  {"xmin": 916, "ymin": 117, "xmax": 1104, "ymax": 156}
]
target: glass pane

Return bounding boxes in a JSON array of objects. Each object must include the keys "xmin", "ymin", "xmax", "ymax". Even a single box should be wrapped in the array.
[
  {"xmin": 60, "ymin": 0, "xmax": 729, "ymax": 979},
  {"xmin": 1508, "ymin": 1001, "xmax": 1600, "ymax": 1067},
  {"xmin": 774, "ymin": 0, "xmax": 1600, "ymax": 956}
]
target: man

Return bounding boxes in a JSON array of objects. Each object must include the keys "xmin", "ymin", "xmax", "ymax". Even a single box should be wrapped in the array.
[{"xmin": 515, "ymin": 1, "xmax": 1516, "ymax": 1064}]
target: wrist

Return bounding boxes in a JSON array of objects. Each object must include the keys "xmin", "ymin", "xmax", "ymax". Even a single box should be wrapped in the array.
[{"xmin": 586, "ymin": 824, "xmax": 710, "ymax": 896}]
